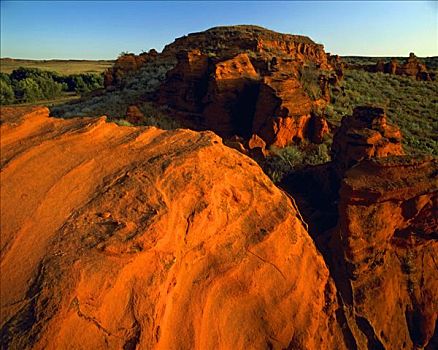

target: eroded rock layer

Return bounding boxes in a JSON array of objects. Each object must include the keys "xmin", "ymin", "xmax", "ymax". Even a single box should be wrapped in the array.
[
  {"xmin": 157, "ymin": 25, "xmax": 335, "ymax": 147},
  {"xmin": 333, "ymin": 156, "xmax": 438, "ymax": 350},
  {"xmin": 0, "ymin": 107, "xmax": 346, "ymax": 350},
  {"xmin": 331, "ymin": 106, "xmax": 404, "ymax": 173}
]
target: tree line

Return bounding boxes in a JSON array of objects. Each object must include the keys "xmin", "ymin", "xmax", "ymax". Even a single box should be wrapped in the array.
[{"xmin": 0, "ymin": 67, "xmax": 104, "ymax": 104}]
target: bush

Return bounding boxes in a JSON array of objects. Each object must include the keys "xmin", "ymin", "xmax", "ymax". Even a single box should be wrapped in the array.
[
  {"xmin": 262, "ymin": 142, "xmax": 332, "ymax": 183},
  {"xmin": 1, "ymin": 67, "xmax": 104, "ymax": 104},
  {"xmin": 299, "ymin": 63, "xmax": 323, "ymax": 100},
  {"xmin": 14, "ymin": 78, "xmax": 44, "ymax": 102},
  {"xmin": 0, "ymin": 75, "xmax": 15, "ymax": 104}
]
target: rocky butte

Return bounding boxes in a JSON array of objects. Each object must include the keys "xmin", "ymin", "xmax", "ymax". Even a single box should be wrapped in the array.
[
  {"xmin": 100, "ymin": 25, "xmax": 342, "ymax": 150},
  {"xmin": 1, "ymin": 26, "xmax": 437, "ymax": 350}
]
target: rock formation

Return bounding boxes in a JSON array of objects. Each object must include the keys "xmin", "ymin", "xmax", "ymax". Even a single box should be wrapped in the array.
[
  {"xmin": 332, "ymin": 156, "xmax": 438, "ymax": 349},
  {"xmin": 103, "ymin": 49, "xmax": 159, "ymax": 89},
  {"xmin": 329, "ymin": 106, "xmax": 437, "ymax": 349},
  {"xmin": 282, "ymin": 105, "xmax": 437, "ymax": 349},
  {"xmin": 161, "ymin": 25, "xmax": 330, "ymax": 69},
  {"xmin": 157, "ymin": 25, "xmax": 336, "ymax": 148},
  {"xmin": 1, "ymin": 106, "xmax": 347, "ymax": 349},
  {"xmin": 351, "ymin": 53, "xmax": 432, "ymax": 81},
  {"xmin": 331, "ymin": 106, "xmax": 404, "ymax": 173}
]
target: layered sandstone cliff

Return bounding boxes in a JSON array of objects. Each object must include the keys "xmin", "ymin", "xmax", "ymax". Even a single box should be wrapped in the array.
[
  {"xmin": 157, "ymin": 26, "xmax": 337, "ymax": 147},
  {"xmin": 329, "ymin": 107, "xmax": 437, "ymax": 350},
  {"xmin": 332, "ymin": 156, "xmax": 437, "ymax": 349}
]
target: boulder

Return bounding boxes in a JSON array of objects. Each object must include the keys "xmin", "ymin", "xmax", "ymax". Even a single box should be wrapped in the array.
[
  {"xmin": 0, "ymin": 106, "xmax": 347, "ymax": 350},
  {"xmin": 331, "ymin": 106, "xmax": 404, "ymax": 173}
]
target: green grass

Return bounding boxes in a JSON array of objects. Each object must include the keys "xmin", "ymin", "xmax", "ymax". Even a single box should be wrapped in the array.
[
  {"xmin": 0, "ymin": 58, "xmax": 114, "ymax": 75},
  {"xmin": 341, "ymin": 56, "xmax": 438, "ymax": 71},
  {"xmin": 327, "ymin": 69, "xmax": 438, "ymax": 155},
  {"xmin": 5, "ymin": 92, "xmax": 80, "ymax": 108}
]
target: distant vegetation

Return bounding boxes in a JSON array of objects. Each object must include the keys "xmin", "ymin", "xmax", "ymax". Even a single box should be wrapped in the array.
[
  {"xmin": 0, "ymin": 58, "xmax": 113, "ymax": 75},
  {"xmin": 263, "ymin": 65, "xmax": 438, "ymax": 183},
  {"xmin": 327, "ymin": 69, "xmax": 438, "ymax": 155},
  {"xmin": 0, "ymin": 67, "xmax": 103, "ymax": 104}
]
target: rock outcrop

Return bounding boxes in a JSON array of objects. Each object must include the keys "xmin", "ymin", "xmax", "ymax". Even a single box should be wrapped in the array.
[
  {"xmin": 104, "ymin": 49, "xmax": 159, "ymax": 89},
  {"xmin": 331, "ymin": 106, "xmax": 404, "ymax": 173},
  {"xmin": 332, "ymin": 156, "xmax": 438, "ymax": 350},
  {"xmin": 282, "ymin": 105, "xmax": 437, "ymax": 349},
  {"xmin": 327, "ymin": 106, "xmax": 437, "ymax": 349},
  {"xmin": 162, "ymin": 25, "xmax": 330, "ymax": 69},
  {"xmin": 157, "ymin": 26, "xmax": 335, "ymax": 147},
  {"xmin": 398, "ymin": 53, "xmax": 431, "ymax": 81},
  {"xmin": 1, "ymin": 107, "xmax": 347, "ymax": 350},
  {"xmin": 350, "ymin": 53, "xmax": 433, "ymax": 81}
]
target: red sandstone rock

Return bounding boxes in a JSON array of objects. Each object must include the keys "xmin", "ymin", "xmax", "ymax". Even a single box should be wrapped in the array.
[
  {"xmin": 368, "ymin": 53, "xmax": 432, "ymax": 81},
  {"xmin": 157, "ymin": 26, "xmax": 336, "ymax": 147},
  {"xmin": 158, "ymin": 49, "xmax": 209, "ymax": 114},
  {"xmin": 247, "ymin": 133, "xmax": 267, "ymax": 151},
  {"xmin": 252, "ymin": 73, "xmax": 313, "ymax": 147},
  {"xmin": 125, "ymin": 105, "xmax": 144, "ymax": 124},
  {"xmin": 104, "ymin": 49, "xmax": 159, "ymax": 89},
  {"xmin": 331, "ymin": 106, "xmax": 404, "ymax": 173},
  {"xmin": 203, "ymin": 53, "xmax": 260, "ymax": 136},
  {"xmin": 162, "ymin": 25, "xmax": 331, "ymax": 69},
  {"xmin": 332, "ymin": 156, "xmax": 438, "ymax": 349},
  {"xmin": 0, "ymin": 106, "xmax": 347, "ymax": 350}
]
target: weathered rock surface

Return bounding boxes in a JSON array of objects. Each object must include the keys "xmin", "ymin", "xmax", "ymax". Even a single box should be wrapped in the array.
[
  {"xmin": 157, "ymin": 25, "xmax": 334, "ymax": 147},
  {"xmin": 104, "ymin": 49, "xmax": 159, "ymax": 89},
  {"xmin": 332, "ymin": 156, "xmax": 438, "ymax": 350},
  {"xmin": 0, "ymin": 107, "xmax": 346, "ymax": 350},
  {"xmin": 331, "ymin": 106, "xmax": 404, "ymax": 173},
  {"xmin": 281, "ymin": 105, "xmax": 437, "ymax": 349},
  {"xmin": 162, "ymin": 25, "xmax": 330, "ymax": 69}
]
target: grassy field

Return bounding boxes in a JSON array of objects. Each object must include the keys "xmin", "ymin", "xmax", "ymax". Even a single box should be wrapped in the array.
[
  {"xmin": 327, "ymin": 69, "xmax": 438, "ymax": 155},
  {"xmin": 342, "ymin": 56, "xmax": 438, "ymax": 73},
  {"xmin": 0, "ymin": 58, "xmax": 114, "ymax": 75}
]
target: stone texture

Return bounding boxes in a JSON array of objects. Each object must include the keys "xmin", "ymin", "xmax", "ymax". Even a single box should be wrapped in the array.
[
  {"xmin": 332, "ymin": 156, "xmax": 438, "ymax": 350},
  {"xmin": 331, "ymin": 106, "xmax": 404, "ymax": 173},
  {"xmin": 157, "ymin": 25, "xmax": 335, "ymax": 147},
  {"xmin": 0, "ymin": 106, "xmax": 347, "ymax": 350}
]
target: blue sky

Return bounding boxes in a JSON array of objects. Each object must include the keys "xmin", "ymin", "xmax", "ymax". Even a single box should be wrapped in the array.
[{"xmin": 1, "ymin": 1, "xmax": 437, "ymax": 59}]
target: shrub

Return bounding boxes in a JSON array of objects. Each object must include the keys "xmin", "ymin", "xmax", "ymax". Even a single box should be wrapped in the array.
[
  {"xmin": 0, "ymin": 76, "xmax": 15, "ymax": 104},
  {"xmin": 328, "ymin": 69, "xmax": 438, "ymax": 155},
  {"xmin": 14, "ymin": 78, "xmax": 44, "ymax": 102},
  {"xmin": 299, "ymin": 63, "xmax": 323, "ymax": 100}
]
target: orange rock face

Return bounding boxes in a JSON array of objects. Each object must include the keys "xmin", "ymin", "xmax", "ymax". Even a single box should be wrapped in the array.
[
  {"xmin": 332, "ymin": 156, "xmax": 438, "ymax": 349},
  {"xmin": 162, "ymin": 25, "xmax": 330, "ymax": 69},
  {"xmin": 1, "ymin": 107, "xmax": 347, "ymax": 349},
  {"xmin": 252, "ymin": 72, "xmax": 313, "ymax": 147},
  {"xmin": 104, "ymin": 49, "xmax": 159, "ymax": 89},
  {"xmin": 203, "ymin": 53, "xmax": 260, "ymax": 136},
  {"xmin": 156, "ymin": 25, "xmax": 333, "ymax": 147},
  {"xmin": 157, "ymin": 49, "xmax": 209, "ymax": 115},
  {"xmin": 331, "ymin": 106, "xmax": 404, "ymax": 173}
]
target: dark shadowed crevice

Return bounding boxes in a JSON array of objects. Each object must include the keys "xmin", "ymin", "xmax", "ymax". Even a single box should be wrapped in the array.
[{"xmin": 355, "ymin": 316, "xmax": 385, "ymax": 350}]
